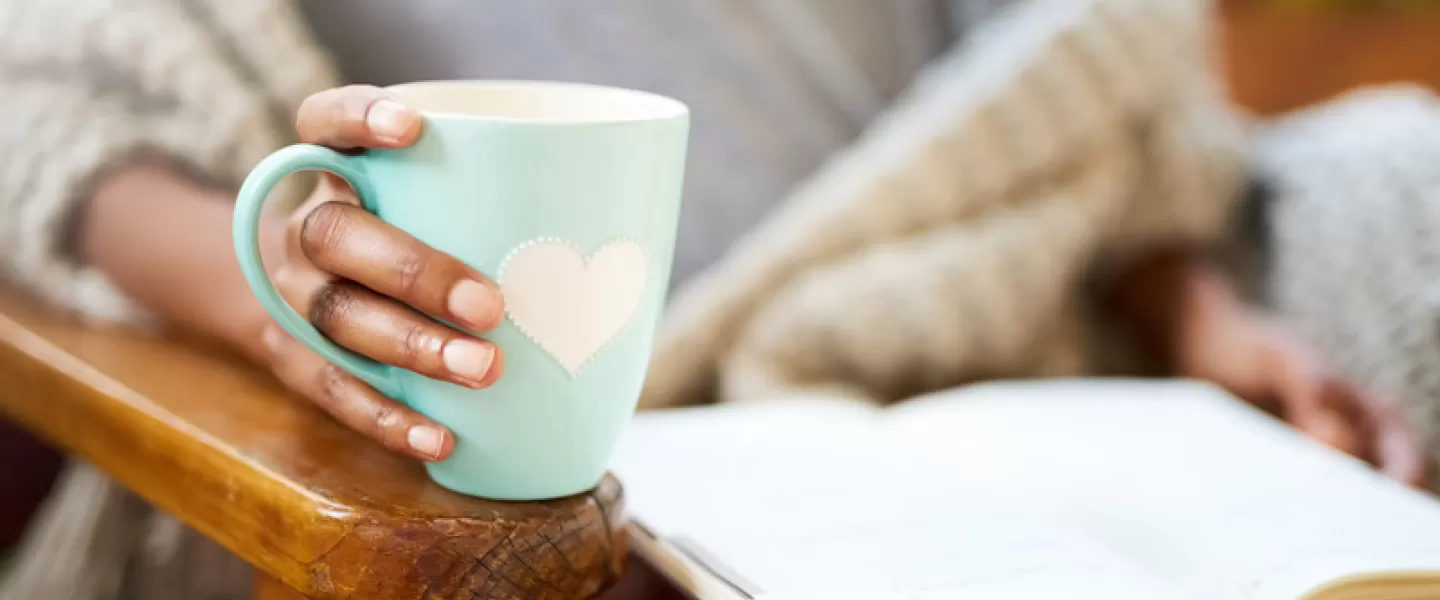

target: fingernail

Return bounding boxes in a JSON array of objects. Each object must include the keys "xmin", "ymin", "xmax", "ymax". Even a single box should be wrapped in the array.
[
  {"xmin": 367, "ymin": 100, "xmax": 413, "ymax": 142},
  {"xmin": 448, "ymin": 280, "xmax": 502, "ymax": 330},
  {"xmin": 443, "ymin": 339, "xmax": 495, "ymax": 385},
  {"xmin": 407, "ymin": 425, "xmax": 445, "ymax": 460}
]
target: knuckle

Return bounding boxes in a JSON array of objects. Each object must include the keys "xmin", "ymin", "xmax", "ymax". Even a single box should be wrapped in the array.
[
  {"xmin": 394, "ymin": 250, "xmax": 431, "ymax": 297},
  {"xmin": 370, "ymin": 405, "xmax": 403, "ymax": 441},
  {"xmin": 271, "ymin": 265, "xmax": 296, "ymax": 292},
  {"xmin": 396, "ymin": 324, "xmax": 437, "ymax": 367},
  {"xmin": 271, "ymin": 265, "xmax": 306, "ymax": 298},
  {"xmin": 296, "ymin": 86, "xmax": 386, "ymax": 145},
  {"xmin": 299, "ymin": 202, "xmax": 351, "ymax": 258},
  {"xmin": 311, "ymin": 363, "xmax": 350, "ymax": 411},
  {"xmin": 260, "ymin": 324, "xmax": 286, "ymax": 360},
  {"xmin": 338, "ymin": 86, "xmax": 384, "ymax": 127},
  {"xmin": 308, "ymin": 282, "xmax": 355, "ymax": 334}
]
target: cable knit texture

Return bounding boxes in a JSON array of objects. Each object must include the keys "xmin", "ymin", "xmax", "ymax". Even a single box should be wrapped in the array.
[
  {"xmin": 15, "ymin": 0, "xmax": 1440, "ymax": 598},
  {"xmin": 0, "ymin": 0, "xmax": 337, "ymax": 324},
  {"xmin": 640, "ymin": 0, "xmax": 1248, "ymax": 408},
  {"xmin": 0, "ymin": 0, "xmax": 1242, "ymax": 405},
  {"xmin": 1254, "ymin": 86, "xmax": 1440, "ymax": 474},
  {"xmin": 2, "ymin": 1, "xmax": 1247, "ymax": 597},
  {"xmin": 0, "ymin": 1, "xmax": 337, "ymax": 598}
]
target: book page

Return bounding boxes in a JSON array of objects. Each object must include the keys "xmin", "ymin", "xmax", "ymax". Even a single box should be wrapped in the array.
[
  {"xmin": 616, "ymin": 398, "xmax": 885, "ymax": 541},
  {"xmin": 882, "ymin": 379, "xmax": 1440, "ymax": 599},
  {"xmin": 614, "ymin": 397, "xmax": 1189, "ymax": 599},
  {"xmin": 681, "ymin": 511, "xmax": 1186, "ymax": 600}
]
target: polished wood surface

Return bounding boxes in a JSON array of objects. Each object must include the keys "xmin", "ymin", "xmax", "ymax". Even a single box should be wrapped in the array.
[
  {"xmin": 1220, "ymin": 2, "xmax": 1440, "ymax": 115},
  {"xmin": 254, "ymin": 554, "xmax": 692, "ymax": 600},
  {"xmin": 256, "ymin": 573, "xmax": 308, "ymax": 600},
  {"xmin": 0, "ymin": 290, "xmax": 627, "ymax": 600}
]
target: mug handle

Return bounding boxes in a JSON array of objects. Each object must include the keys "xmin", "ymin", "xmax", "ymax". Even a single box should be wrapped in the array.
[{"xmin": 233, "ymin": 144, "xmax": 403, "ymax": 399}]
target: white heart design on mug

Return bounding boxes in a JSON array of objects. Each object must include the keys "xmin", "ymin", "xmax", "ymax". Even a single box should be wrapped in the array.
[{"xmin": 498, "ymin": 238, "xmax": 649, "ymax": 376}]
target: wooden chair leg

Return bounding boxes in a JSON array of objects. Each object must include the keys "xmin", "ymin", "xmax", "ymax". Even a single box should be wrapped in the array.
[{"xmin": 254, "ymin": 571, "xmax": 306, "ymax": 600}]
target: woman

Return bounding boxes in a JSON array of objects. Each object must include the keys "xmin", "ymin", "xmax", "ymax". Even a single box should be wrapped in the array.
[{"xmin": 0, "ymin": 0, "xmax": 1426, "ymax": 598}]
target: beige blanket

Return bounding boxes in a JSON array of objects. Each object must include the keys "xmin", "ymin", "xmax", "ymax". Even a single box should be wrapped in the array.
[
  {"xmin": 1, "ymin": 0, "xmax": 1257, "ymax": 597},
  {"xmin": 642, "ymin": 0, "xmax": 1247, "ymax": 409}
]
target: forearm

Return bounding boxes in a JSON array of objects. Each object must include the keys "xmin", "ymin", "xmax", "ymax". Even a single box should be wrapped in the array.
[{"xmin": 77, "ymin": 163, "xmax": 284, "ymax": 361}]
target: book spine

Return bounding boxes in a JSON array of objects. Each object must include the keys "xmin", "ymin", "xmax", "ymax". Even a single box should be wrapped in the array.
[{"xmin": 667, "ymin": 536, "xmax": 766, "ymax": 600}]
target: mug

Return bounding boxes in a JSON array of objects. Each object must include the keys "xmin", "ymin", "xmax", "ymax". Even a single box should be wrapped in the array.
[{"xmin": 234, "ymin": 81, "xmax": 689, "ymax": 500}]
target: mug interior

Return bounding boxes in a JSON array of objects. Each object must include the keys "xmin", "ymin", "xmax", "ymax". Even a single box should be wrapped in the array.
[{"xmin": 388, "ymin": 81, "xmax": 687, "ymax": 123}]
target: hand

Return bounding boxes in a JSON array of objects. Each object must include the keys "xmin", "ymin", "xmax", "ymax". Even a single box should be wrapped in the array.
[
  {"xmin": 1177, "ymin": 307, "xmax": 1427, "ymax": 489},
  {"xmin": 256, "ymin": 85, "xmax": 506, "ymax": 462}
]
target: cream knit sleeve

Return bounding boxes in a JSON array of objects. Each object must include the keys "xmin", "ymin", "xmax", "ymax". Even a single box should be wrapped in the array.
[
  {"xmin": 0, "ymin": 0, "xmax": 321, "ymax": 322},
  {"xmin": 642, "ymin": 0, "xmax": 1248, "ymax": 407}
]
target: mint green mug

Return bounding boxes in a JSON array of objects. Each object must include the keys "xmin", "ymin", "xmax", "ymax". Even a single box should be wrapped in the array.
[{"xmin": 233, "ymin": 81, "xmax": 689, "ymax": 500}]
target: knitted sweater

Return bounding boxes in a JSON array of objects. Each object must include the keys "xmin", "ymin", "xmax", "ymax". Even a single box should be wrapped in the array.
[
  {"xmin": 0, "ymin": 0, "xmax": 338, "ymax": 324},
  {"xmin": 0, "ymin": 0, "xmax": 1247, "ymax": 405},
  {"xmin": 1255, "ymin": 87, "xmax": 1440, "ymax": 467},
  {"xmin": 14, "ymin": 0, "xmax": 1440, "ymax": 598},
  {"xmin": 644, "ymin": 0, "xmax": 1247, "ymax": 407},
  {"xmin": 0, "ymin": 0, "xmax": 1246, "ymax": 598},
  {"xmin": 298, "ymin": 0, "xmax": 1019, "ymax": 285}
]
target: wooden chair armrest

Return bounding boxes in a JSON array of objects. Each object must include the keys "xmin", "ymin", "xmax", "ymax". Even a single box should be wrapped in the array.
[{"xmin": 0, "ymin": 290, "xmax": 627, "ymax": 600}]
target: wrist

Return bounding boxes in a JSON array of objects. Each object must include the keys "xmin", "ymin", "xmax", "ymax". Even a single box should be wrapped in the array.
[
  {"xmin": 1171, "ymin": 286, "xmax": 1255, "ymax": 380},
  {"xmin": 1170, "ymin": 269, "xmax": 1248, "ymax": 366},
  {"xmin": 81, "ymin": 164, "xmax": 283, "ymax": 362},
  {"xmin": 1106, "ymin": 250, "xmax": 1252, "ymax": 373}
]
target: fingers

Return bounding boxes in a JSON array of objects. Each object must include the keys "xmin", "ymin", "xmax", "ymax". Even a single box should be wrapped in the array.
[
  {"xmin": 1263, "ymin": 333, "xmax": 1428, "ymax": 487},
  {"xmin": 1279, "ymin": 357, "xmax": 1427, "ymax": 488},
  {"xmin": 263, "ymin": 326, "xmax": 454, "ymax": 461},
  {"xmin": 1354, "ymin": 390, "xmax": 1428, "ymax": 489},
  {"xmin": 1317, "ymin": 378, "xmax": 1379, "ymax": 464},
  {"xmin": 298, "ymin": 201, "xmax": 504, "ymax": 332},
  {"xmin": 285, "ymin": 275, "xmax": 504, "ymax": 388},
  {"xmin": 1376, "ymin": 417, "xmax": 1428, "ymax": 489},
  {"xmin": 296, "ymin": 84, "xmax": 422, "ymax": 149},
  {"xmin": 1273, "ymin": 352, "xmax": 1364, "ymax": 458},
  {"xmin": 1377, "ymin": 424, "xmax": 1429, "ymax": 490}
]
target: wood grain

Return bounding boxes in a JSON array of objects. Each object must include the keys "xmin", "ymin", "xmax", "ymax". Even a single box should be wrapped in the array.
[
  {"xmin": 1220, "ymin": 2, "xmax": 1440, "ymax": 115},
  {"xmin": 0, "ymin": 290, "xmax": 627, "ymax": 600}
]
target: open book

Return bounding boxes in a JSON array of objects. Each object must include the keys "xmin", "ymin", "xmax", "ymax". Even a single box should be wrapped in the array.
[{"xmin": 611, "ymin": 379, "xmax": 1440, "ymax": 600}]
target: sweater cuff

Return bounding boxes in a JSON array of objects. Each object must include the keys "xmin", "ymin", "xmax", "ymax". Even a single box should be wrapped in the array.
[{"xmin": 3, "ymin": 105, "xmax": 154, "ymax": 325}]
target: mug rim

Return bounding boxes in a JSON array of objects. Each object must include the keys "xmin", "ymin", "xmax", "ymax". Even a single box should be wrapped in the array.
[{"xmin": 386, "ymin": 80, "xmax": 689, "ymax": 125}]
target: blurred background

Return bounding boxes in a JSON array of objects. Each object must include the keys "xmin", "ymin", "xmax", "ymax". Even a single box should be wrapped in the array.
[
  {"xmin": 6, "ymin": 0, "xmax": 1440, "ymax": 594},
  {"xmin": 1220, "ymin": 0, "xmax": 1440, "ymax": 115}
]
